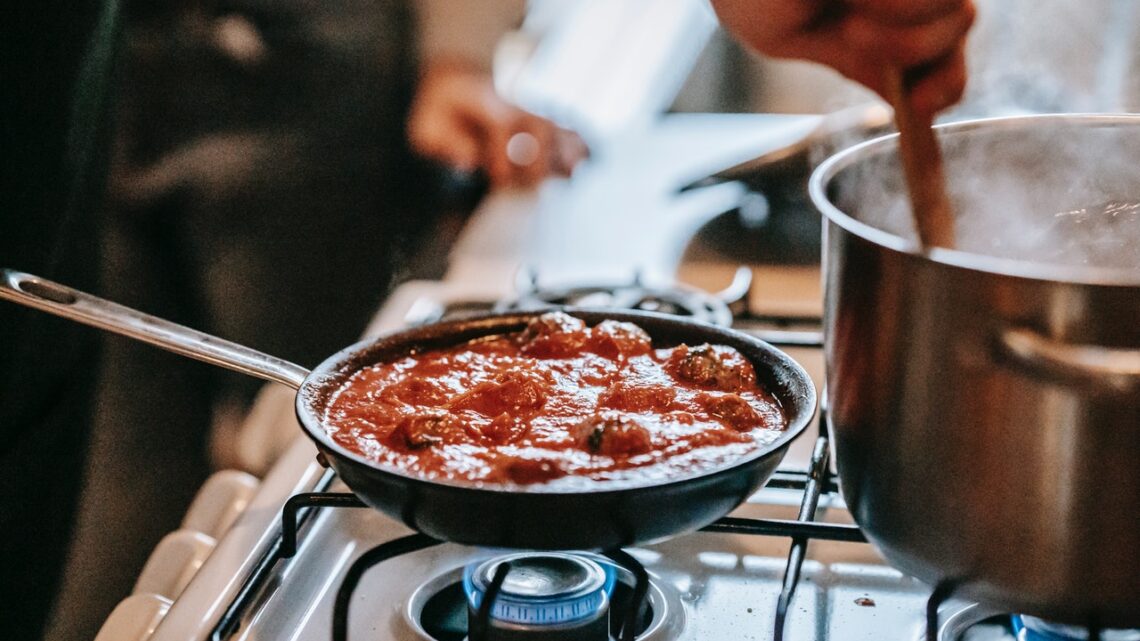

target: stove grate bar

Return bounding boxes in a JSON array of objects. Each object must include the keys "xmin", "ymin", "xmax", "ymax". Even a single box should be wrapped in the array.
[
  {"xmin": 604, "ymin": 548, "xmax": 652, "ymax": 641},
  {"xmin": 765, "ymin": 469, "xmax": 840, "ymax": 493},
  {"xmin": 210, "ymin": 469, "xmax": 339, "ymax": 641},
  {"xmin": 774, "ymin": 428, "xmax": 833, "ymax": 641},
  {"xmin": 468, "ymin": 561, "xmax": 512, "ymax": 641},
  {"xmin": 280, "ymin": 493, "xmax": 367, "ymax": 558},
  {"xmin": 332, "ymin": 533, "xmax": 442, "ymax": 641},
  {"xmin": 701, "ymin": 517, "xmax": 864, "ymax": 542},
  {"xmin": 927, "ymin": 579, "xmax": 963, "ymax": 641},
  {"xmin": 734, "ymin": 311, "xmax": 825, "ymax": 327},
  {"xmin": 739, "ymin": 329, "xmax": 825, "ymax": 348}
]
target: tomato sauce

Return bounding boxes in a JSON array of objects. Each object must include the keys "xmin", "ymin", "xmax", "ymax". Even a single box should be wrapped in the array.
[{"xmin": 322, "ymin": 312, "xmax": 787, "ymax": 488}]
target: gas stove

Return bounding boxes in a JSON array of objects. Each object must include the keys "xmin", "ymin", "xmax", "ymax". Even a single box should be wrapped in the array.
[
  {"xmin": 92, "ymin": 272, "xmax": 1074, "ymax": 641},
  {"xmin": 92, "ymin": 115, "xmax": 1130, "ymax": 641}
]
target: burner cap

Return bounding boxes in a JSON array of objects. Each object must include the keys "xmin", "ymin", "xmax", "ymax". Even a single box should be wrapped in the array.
[
  {"xmin": 474, "ymin": 554, "xmax": 606, "ymax": 601},
  {"xmin": 412, "ymin": 553, "xmax": 674, "ymax": 641},
  {"xmin": 464, "ymin": 552, "xmax": 615, "ymax": 627}
]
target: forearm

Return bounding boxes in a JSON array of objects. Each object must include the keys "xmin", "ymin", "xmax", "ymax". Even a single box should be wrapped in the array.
[{"xmin": 416, "ymin": 0, "xmax": 526, "ymax": 70}]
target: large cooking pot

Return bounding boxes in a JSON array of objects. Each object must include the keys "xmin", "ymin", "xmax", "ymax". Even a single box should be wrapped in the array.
[
  {"xmin": 0, "ymin": 269, "xmax": 815, "ymax": 551},
  {"xmin": 810, "ymin": 113, "xmax": 1140, "ymax": 627}
]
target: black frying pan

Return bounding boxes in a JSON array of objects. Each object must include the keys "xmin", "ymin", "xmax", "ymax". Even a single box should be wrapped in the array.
[{"xmin": 0, "ymin": 268, "xmax": 816, "ymax": 550}]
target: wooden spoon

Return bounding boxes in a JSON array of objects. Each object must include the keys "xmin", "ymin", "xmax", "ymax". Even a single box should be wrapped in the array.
[{"xmin": 883, "ymin": 68, "xmax": 956, "ymax": 249}]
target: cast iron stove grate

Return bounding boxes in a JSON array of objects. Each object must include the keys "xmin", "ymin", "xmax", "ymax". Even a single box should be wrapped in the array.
[
  {"xmin": 206, "ymin": 417, "xmax": 1109, "ymax": 641},
  {"xmin": 207, "ymin": 409, "xmax": 864, "ymax": 641}
]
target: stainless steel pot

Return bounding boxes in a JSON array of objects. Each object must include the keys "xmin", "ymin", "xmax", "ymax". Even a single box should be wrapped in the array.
[{"xmin": 809, "ymin": 114, "xmax": 1140, "ymax": 627}]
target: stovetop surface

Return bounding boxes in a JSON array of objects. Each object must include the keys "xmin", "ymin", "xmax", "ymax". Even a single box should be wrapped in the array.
[{"xmin": 231, "ymin": 481, "xmax": 933, "ymax": 641}]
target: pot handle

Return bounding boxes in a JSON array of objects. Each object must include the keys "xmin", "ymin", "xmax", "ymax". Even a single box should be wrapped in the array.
[
  {"xmin": 999, "ymin": 326, "xmax": 1140, "ymax": 387},
  {"xmin": 0, "ymin": 268, "xmax": 310, "ymax": 390}
]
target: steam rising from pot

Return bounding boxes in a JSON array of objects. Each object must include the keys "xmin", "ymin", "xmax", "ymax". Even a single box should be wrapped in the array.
[
  {"xmin": 955, "ymin": 0, "xmax": 1139, "ymax": 117},
  {"xmin": 827, "ymin": 117, "xmax": 1140, "ymax": 272}
]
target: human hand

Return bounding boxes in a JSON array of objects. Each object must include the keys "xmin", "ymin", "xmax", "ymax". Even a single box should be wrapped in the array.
[
  {"xmin": 406, "ymin": 61, "xmax": 589, "ymax": 188},
  {"xmin": 710, "ymin": 0, "xmax": 976, "ymax": 117}
]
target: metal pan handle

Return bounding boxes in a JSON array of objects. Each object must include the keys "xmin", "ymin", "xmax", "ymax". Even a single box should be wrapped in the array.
[
  {"xmin": 999, "ymin": 326, "xmax": 1140, "ymax": 388},
  {"xmin": 0, "ymin": 268, "xmax": 310, "ymax": 390}
]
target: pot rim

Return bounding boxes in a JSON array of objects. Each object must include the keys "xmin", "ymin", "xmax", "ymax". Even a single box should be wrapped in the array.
[{"xmin": 809, "ymin": 112, "xmax": 1140, "ymax": 287}]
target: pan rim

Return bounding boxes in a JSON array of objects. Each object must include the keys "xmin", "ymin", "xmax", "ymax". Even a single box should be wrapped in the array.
[{"xmin": 294, "ymin": 308, "xmax": 816, "ymax": 496}]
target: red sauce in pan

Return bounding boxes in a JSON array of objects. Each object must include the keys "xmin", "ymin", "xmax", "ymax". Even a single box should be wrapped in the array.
[{"xmin": 322, "ymin": 312, "xmax": 787, "ymax": 488}]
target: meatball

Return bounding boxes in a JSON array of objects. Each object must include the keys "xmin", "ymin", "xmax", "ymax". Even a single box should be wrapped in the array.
[
  {"xmin": 504, "ymin": 456, "xmax": 567, "ymax": 484},
  {"xmin": 520, "ymin": 311, "xmax": 588, "ymax": 358},
  {"xmin": 393, "ymin": 409, "xmax": 463, "ymax": 449},
  {"xmin": 588, "ymin": 320, "xmax": 652, "ymax": 359},
  {"xmin": 483, "ymin": 412, "xmax": 527, "ymax": 445},
  {"xmin": 598, "ymin": 381, "xmax": 676, "ymax": 412},
  {"xmin": 574, "ymin": 413, "xmax": 653, "ymax": 456},
  {"xmin": 697, "ymin": 392, "xmax": 763, "ymax": 431},
  {"xmin": 452, "ymin": 370, "xmax": 548, "ymax": 416},
  {"xmin": 382, "ymin": 377, "xmax": 449, "ymax": 405},
  {"xmin": 666, "ymin": 343, "xmax": 755, "ymax": 390}
]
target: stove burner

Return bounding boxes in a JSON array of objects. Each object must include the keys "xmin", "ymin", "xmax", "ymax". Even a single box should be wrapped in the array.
[
  {"xmin": 414, "ymin": 553, "xmax": 665, "ymax": 641},
  {"xmin": 464, "ymin": 553, "xmax": 615, "ymax": 640},
  {"xmin": 1013, "ymin": 615, "xmax": 1140, "ymax": 641},
  {"xmin": 497, "ymin": 268, "xmax": 752, "ymax": 327},
  {"xmin": 932, "ymin": 603, "xmax": 1139, "ymax": 641}
]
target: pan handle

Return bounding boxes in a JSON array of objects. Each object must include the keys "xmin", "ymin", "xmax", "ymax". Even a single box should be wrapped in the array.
[
  {"xmin": 0, "ymin": 268, "xmax": 310, "ymax": 390},
  {"xmin": 999, "ymin": 326, "xmax": 1140, "ymax": 388}
]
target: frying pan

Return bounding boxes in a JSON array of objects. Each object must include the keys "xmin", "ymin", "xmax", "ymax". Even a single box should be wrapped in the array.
[{"xmin": 0, "ymin": 268, "xmax": 815, "ymax": 550}]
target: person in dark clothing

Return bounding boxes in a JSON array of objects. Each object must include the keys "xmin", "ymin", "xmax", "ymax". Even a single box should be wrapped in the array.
[
  {"xmin": 1, "ymin": 1, "xmax": 117, "ymax": 640},
  {"xmin": 44, "ymin": 6, "xmax": 427, "ymax": 637},
  {"xmin": 3, "ymin": 2, "xmax": 586, "ymax": 640}
]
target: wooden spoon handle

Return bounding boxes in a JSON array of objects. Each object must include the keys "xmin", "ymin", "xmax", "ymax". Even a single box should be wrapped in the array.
[{"xmin": 883, "ymin": 68, "xmax": 956, "ymax": 249}]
